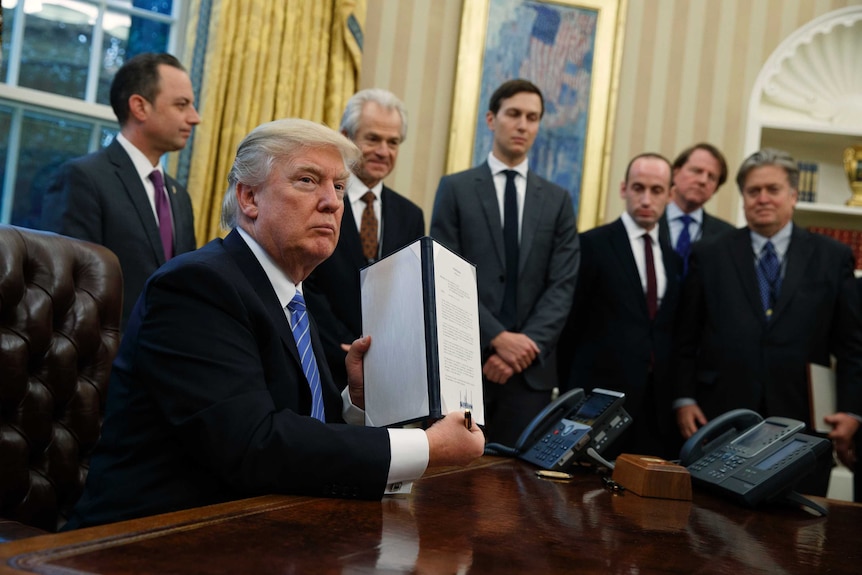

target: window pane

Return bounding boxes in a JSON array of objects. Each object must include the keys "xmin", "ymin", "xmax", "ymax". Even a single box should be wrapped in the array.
[
  {"xmin": 100, "ymin": 126, "xmax": 119, "ymax": 148},
  {"xmin": 17, "ymin": 0, "xmax": 96, "ymax": 99},
  {"xmin": 124, "ymin": 0, "xmax": 174, "ymax": 17},
  {"xmin": 12, "ymin": 110, "xmax": 92, "ymax": 229},
  {"xmin": 0, "ymin": 106, "xmax": 12, "ymax": 217},
  {"xmin": 1, "ymin": 4, "xmax": 16, "ymax": 82}
]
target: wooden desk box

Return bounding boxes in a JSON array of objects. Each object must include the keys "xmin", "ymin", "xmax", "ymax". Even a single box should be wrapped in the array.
[{"xmin": 612, "ymin": 454, "xmax": 692, "ymax": 500}]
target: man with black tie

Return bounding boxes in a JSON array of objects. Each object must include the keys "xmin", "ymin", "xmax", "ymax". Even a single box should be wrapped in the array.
[
  {"xmin": 304, "ymin": 89, "xmax": 424, "ymax": 390},
  {"xmin": 558, "ymin": 153, "xmax": 681, "ymax": 458},
  {"xmin": 658, "ymin": 143, "xmax": 735, "ymax": 275},
  {"xmin": 430, "ymin": 79, "xmax": 579, "ymax": 446},
  {"xmin": 41, "ymin": 53, "xmax": 199, "ymax": 328},
  {"xmin": 674, "ymin": 148, "xmax": 862, "ymax": 495}
]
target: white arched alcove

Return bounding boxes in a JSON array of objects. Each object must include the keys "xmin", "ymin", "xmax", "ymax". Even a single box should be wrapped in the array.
[{"xmin": 742, "ymin": 6, "xmax": 862, "ymax": 230}]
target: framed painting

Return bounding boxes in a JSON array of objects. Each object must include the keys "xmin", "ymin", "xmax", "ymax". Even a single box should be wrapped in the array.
[{"xmin": 446, "ymin": 0, "xmax": 625, "ymax": 230}]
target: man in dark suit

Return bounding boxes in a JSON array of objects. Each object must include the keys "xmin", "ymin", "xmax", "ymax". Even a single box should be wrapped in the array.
[
  {"xmin": 658, "ymin": 143, "xmax": 734, "ymax": 274},
  {"xmin": 304, "ymin": 89, "xmax": 424, "ymax": 389},
  {"xmin": 430, "ymin": 79, "xmax": 579, "ymax": 446},
  {"xmin": 558, "ymin": 153, "xmax": 681, "ymax": 458},
  {"xmin": 41, "ymin": 53, "xmax": 199, "ymax": 328},
  {"xmin": 674, "ymin": 148, "xmax": 862, "ymax": 495},
  {"xmin": 64, "ymin": 119, "xmax": 484, "ymax": 529}
]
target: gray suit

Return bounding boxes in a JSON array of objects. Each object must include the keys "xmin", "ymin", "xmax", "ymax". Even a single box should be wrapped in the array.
[
  {"xmin": 430, "ymin": 162, "xmax": 579, "ymax": 444},
  {"xmin": 41, "ymin": 139, "xmax": 197, "ymax": 328}
]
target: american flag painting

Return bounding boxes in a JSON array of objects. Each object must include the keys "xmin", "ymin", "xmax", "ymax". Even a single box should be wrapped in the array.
[{"xmin": 472, "ymin": 0, "xmax": 598, "ymax": 214}]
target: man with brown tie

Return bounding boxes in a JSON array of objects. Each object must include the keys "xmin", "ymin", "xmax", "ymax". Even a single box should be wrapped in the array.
[
  {"xmin": 304, "ymin": 89, "xmax": 425, "ymax": 390},
  {"xmin": 41, "ymin": 53, "xmax": 200, "ymax": 329},
  {"xmin": 558, "ymin": 153, "xmax": 681, "ymax": 458}
]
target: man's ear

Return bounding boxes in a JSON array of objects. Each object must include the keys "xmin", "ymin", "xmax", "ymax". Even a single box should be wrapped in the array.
[
  {"xmin": 485, "ymin": 110, "xmax": 496, "ymax": 131},
  {"xmin": 236, "ymin": 182, "xmax": 259, "ymax": 220},
  {"xmin": 127, "ymin": 94, "xmax": 150, "ymax": 122}
]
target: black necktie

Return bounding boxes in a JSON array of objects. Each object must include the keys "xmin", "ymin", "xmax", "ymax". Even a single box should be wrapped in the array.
[{"xmin": 501, "ymin": 170, "xmax": 519, "ymax": 329}]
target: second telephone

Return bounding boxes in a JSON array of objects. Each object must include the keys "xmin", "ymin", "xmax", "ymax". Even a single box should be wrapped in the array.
[
  {"xmin": 514, "ymin": 388, "xmax": 632, "ymax": 472},
  {"xmin": 679, "ymin": 409, "xmax": 832, "ymax": 510}
]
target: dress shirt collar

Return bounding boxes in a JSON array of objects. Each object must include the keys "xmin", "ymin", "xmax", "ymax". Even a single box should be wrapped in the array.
[
  {"xmin": 621, "ymin": 211, "xmax": 660, "ymax": 244},
  {"xmin": 347, "ymin": 173, "xmax": 383, "ymax": 204},
  {"xmin": 487, "ymin": 152, "xmax": 528, "ymax": 179},
  {"xmin": 235, "ymin": 227, "xmax": 299, "ymax": 308},
  {"xmin": 666, "ymin": 200, "xmax": 703, "ymax": 226},
  {"xmin": 116, "ymin": 132, "xmax": 163, "ymax": 181},
  {"xmin": 750, "ymin": 221, "xmax": 793, "ymax": 259}
]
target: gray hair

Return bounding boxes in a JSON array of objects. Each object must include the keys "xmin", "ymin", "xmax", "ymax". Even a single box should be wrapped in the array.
[
  {"xmin": 339, "ymin": 88, "xmax": 408, "ymax": 142},
  {"xmin": 736, "ymin": 148, "xmax": 799, "ymax": 192},
  {"xmin": 220, "ymin": 118, "xmax": 361, "ymax": 230}
]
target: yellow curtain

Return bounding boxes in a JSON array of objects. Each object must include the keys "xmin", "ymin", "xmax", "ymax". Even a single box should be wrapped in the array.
[{"xmin": 184, "ymin": 0, "xmax": 366, "ymax": 244}]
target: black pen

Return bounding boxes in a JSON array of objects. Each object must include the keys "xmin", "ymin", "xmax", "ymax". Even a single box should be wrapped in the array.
[{"xmin": 464, "ymin": 409, "xmax": 472, "ymax": 430}]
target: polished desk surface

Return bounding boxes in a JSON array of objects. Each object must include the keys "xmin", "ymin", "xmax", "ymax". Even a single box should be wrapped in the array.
[{"xmin": 0, "ymin": 457, "xmax": 860, "ymax": 574}]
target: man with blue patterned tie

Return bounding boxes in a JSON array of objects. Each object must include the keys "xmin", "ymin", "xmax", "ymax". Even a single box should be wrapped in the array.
[
  {"xmin": 658, "ymin": 143, "xmax": 734, "ymax": 275},
  {"xmin": 673, "ymin": 148, "xmax": 862, "ymax": 496},
  {"xmin": 64, "ymin": 119, "xmax": 484, "ymax": 529}
]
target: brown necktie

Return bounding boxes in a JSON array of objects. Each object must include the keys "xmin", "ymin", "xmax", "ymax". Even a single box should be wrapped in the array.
[
  {"xmin": 359, "ymin": 191, "xmax": 378, "ymax": 262},
  {"xmin": 643, "ymin": 234, "xmax": 657, "ymax": 319}
]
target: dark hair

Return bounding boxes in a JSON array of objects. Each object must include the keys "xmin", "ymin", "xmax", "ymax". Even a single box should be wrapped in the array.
[
  {"xmin": 488, "ymin": 79, "xmax": 544, "ymax": 118},
  {"xmin": 736, "ymin": 148, "xmax": 799, "ymax": 192},
  {"xmin": 624, "ymin": 153, "xmax": 672, "ymax": 185},
  {"xmin": 672, "ymin": 142, "xmax": 728, "ymax": 187},
  {"xmin": 110, "ymin": 53, "xmax": 186, "ymax": 126}
]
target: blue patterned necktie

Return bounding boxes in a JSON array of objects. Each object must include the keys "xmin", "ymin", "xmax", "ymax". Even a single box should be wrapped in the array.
[
  {"xmin": 676, "ymin": 214, "xmax": 693, "ymax": 275},
  {"xmin": 286, "ymin": 292, "xmax": 325, "ymax": 421},
  {"xmin": 756, "ymin": 241, "xmax": 781, "ymax": 319}
]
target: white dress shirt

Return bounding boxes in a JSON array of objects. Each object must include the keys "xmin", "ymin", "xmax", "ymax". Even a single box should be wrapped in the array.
[
  {"xmin": 115, "ymin": 132, "xmax": 172, "ymax": 225},
  {"xmin": 487, "ymin": 152, "xmax": 528, "ymax": 241},
  {"xmin": 621, "ymin": 212, "xmax": 668, "ymax": 304}
]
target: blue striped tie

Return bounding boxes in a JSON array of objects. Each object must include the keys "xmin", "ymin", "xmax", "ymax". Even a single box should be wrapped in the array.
[
  {"xmin": 287, "ymin": 292, "xmax": 325, "ymax": 421},
  {"xmin": 756, "ymin": 241, "xmax": 781, "ymax": 320}
]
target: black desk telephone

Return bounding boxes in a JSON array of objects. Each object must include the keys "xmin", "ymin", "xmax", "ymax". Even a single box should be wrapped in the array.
[
  {"xmin": 679, "ymin": 409, "xmax": 832, "ymax": 514},
  {"xmin": 486, "ymin": 388, "xmax": 632, "ymax": 472}
]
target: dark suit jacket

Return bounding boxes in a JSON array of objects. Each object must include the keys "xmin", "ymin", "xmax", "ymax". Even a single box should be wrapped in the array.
[
  {"xmin": 674, "ymin": 226, "xmax": 862, "ymax": 427},
  {"xmin": 558, "ymin": 219, "xmax": 682, "ymax": 438},
  {"xmin": 41, "ymin": 139, "xmax": 197, "ymax": 328},
  {"xmin": 303, "ymin": 185, "xmax": 424, "ymax": 388},
  {"xmin": 65, "ymin": 230, "xmax": 390, "ymax": 529},
  {"xmin": 658, "ymin": 209, "xmax": 735, "ymax": 250},
  {"xmin": 430, "ymin": 162, "xmax": 579, "ymax": 391}
]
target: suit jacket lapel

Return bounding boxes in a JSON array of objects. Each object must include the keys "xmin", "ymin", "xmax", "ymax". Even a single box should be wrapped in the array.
[
  {"xmin": 729, "ymin": 229, "xmax": 764, "ymax": 320},
  {"xmin": 611, "ymin": 219, "xmax": 650, "ymax": 318},
  {"xmin": 476, "ymin": 163, "xmax": 506, "ymax": 267},
  {"xmin": 519, "ymin": 172, "xmax": 542, "ymax": 274},
  {"xmin": 339, "ymin": 200, "xmax": 367, "ymax": 267},
  {"xmin": 772, "ymin": 226, "xmax": 813, "ymax": 320},
  {"xmin": 108, "ymin": 140, "xmax": 166, "ymax": 264},
  {"xmin": 380, "ymin": 186, "xmax": 404, "ymax": 255}
]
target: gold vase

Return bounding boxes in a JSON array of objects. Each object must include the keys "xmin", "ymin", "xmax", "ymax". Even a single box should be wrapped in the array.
[{"xmin": 844, "ymin": 145, "xmax": 862, "ymax": 207}]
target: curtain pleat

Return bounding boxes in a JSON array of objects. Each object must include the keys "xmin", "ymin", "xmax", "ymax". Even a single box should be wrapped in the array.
[{"xmin": 184, "ymin": 0, "xmax": 366, "ymax": 244}]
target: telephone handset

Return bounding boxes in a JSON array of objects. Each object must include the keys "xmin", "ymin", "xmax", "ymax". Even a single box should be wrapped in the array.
[
  {"xmin": 679, "ymin": 409, "xmax": 832, "ymax": 513},
  {"xmin": 488, "ymin": 387, "xmax": 632, "ymax": 472}
]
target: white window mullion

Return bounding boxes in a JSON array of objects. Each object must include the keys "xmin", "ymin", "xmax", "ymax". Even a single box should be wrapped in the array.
[
  {"xmin": 86, "ymin": 3, "xmax": 107, "ymax": 103},
  {"xmin": 1, "ymin": 107, "xmax": 23, "ymax": 224},
  {"xmin": 5, "ymin": 1, "xmax": 27, "ymax": 85}
]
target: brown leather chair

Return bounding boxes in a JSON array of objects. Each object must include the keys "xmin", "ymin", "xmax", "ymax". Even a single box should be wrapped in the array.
[{"xmin": 0, "ymin": 225, "xmax": 122, "ymax": 540}]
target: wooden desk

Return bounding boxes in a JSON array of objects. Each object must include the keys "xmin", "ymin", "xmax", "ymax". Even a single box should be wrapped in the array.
[{"xmin": 1, "ymin": 457, "xmax": 860, "ymax": 574}]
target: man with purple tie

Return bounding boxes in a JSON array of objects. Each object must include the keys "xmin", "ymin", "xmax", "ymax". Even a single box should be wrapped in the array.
[{"xmin": 42, "ymin": 53, "xmax": 200, "ymax": 328}]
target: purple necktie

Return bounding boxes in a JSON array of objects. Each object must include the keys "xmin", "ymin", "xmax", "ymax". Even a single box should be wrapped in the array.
[{"xmin": 149, "ymin": 170, "xmax": 174, "ymax": 261}]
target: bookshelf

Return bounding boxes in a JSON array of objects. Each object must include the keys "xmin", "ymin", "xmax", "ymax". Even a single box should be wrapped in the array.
[{"xmin": 743, "ymin": 6, "xmax": 862, "ymax": 254}]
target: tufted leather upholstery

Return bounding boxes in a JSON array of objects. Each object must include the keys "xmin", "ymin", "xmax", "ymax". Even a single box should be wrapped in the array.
[{"xmin": 0, "ymin": 225, "xmax": 122, "ymax": 539}]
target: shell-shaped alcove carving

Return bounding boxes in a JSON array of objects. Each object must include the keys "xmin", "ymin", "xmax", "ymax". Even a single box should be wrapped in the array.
[{"xmin": 760, "ymin": 9, "xmax": 862, "ymax": 128}]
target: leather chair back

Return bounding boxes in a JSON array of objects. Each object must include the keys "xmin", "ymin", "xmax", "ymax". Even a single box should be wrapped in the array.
[{"xmin": 0, "ymin": 225, "xmax": 122, "ymax": 535}]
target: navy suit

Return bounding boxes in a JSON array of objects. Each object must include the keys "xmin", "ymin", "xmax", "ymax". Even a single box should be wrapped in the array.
[
  {"xmin": 65, "ymin": 230, "xmax": 391, "ymax": 529},
  {"xmin": 558, "ymin": 219, "xmax": 683, "ymax": 457},
  {"xmin": 431, "ymin": 162, "xmax": 579, "ymax": 445},
  {"xmin": 303, "ymin": 185, "xmax": 424, "ymax": 389},
  {"xmin": 41, "ymin": 139, "xmax": 197, "ymax": 328}
]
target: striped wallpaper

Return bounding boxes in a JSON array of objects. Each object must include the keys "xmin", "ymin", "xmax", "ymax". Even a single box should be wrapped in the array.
[{"xmin": 360, "ymin": 0, "xmax": 862, "ymax": 229}]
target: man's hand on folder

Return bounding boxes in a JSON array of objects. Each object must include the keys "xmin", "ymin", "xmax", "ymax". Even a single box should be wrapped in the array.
[
  {"xmin": 346, "ymin": 335, "xmax": 372, "ymax": 409},
  {"xmin": 490, "ymin": 331, "xmax": 540, "ymax": 373},
  {"xmin": 824, "ymin": 412, "xmax": 859, "ymax": 467}
]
